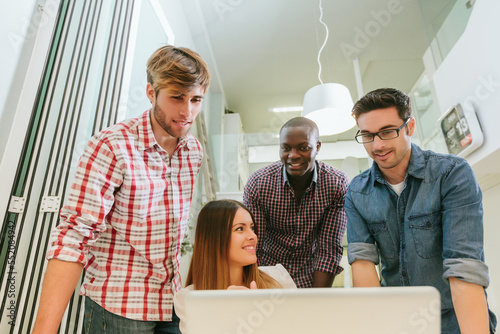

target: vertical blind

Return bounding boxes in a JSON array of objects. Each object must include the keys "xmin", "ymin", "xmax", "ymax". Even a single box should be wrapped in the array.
[{"xmin": 0, "ymin": 1, "xmax": 135, "ymax": 332}]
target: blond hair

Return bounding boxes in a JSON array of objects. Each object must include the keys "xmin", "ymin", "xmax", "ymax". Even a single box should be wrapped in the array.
[{"xmin": 146, "ymin": 45, "xmax": 210, "ymax": 96}]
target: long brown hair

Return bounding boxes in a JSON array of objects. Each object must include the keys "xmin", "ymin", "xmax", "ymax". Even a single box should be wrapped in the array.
[{"xmin": 185, "ymin": 200, "xmax": 281, "ymax": 290}]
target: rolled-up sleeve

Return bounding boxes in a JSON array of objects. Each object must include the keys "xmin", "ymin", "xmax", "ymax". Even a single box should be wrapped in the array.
[
  {"xmin": 345, "ymin": 188, "xmax": 380, "ymax": 265},
  {"xmin": 46, "ymin": 136, "xmax": 122, "ymax": 266},
  {"xmin": 314, "ymin": 176, "xmax": 348, "ymax": 275},
  {"xmin": 440, "ymin": 158, "xmax": 489, "ymax": 287}
]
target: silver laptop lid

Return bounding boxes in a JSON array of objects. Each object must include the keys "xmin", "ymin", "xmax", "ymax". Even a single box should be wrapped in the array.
[{"xmin": 184, "ymin": 286, "xmax": 440, "ymax": 334}]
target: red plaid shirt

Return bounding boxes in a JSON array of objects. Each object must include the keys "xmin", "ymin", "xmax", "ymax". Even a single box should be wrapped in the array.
[
  {"xmin": 243, "ymin": 160, "xmax": 348, "ymax": 288},
  {"xmin": 46, "ymin": 110, "xmax": 202, "ymax": 321}
]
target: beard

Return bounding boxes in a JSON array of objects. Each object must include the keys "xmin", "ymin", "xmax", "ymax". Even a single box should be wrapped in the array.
[{"xmin": 152, "ymin": 103, "xmax": 188, "ymax": 139}]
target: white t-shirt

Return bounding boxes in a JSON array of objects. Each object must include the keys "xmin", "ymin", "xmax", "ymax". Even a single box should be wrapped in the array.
[{"xmin": 389, "ymin": 180, "xmax": 405, "ymax": 196}]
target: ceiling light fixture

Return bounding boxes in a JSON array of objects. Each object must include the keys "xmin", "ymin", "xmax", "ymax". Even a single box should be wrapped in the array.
[
  {"xmin": 269, "ymin": 106, "xmax": 303, "ymax": 113},
  {"xmin": 302, "ymin": 0, "xmax": 356, "ymax": 136}
]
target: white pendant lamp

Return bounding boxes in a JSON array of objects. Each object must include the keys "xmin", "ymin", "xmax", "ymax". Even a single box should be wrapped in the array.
[
  {"xmin": 302, "ymin": 83, "xmax": 355, "ymax": 135},
  {"xmin": 302, "ymin": 0, "xmax": 356, "ymax": 136}
]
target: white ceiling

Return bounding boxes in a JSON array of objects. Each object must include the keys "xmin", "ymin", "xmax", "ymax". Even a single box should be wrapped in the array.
[{"xmin": 181, "ymin": 0, "xmax": 456, "ymax": 142}]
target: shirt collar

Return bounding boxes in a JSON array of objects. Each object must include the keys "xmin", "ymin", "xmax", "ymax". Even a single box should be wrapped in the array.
[
  {"xmin": 371, "ymin": 143, "xmax": 425, "ymax": 185},
  {"xmin": 406, "ymin": 143, "xmax": 426, "ymax": 179},
  {"xmin": 137, "ymin": 109, "xmax": 196, "ymax": 152},
  {"xmin": 282, "ymin": 161, "xmax": 318, "ymax": 187}
]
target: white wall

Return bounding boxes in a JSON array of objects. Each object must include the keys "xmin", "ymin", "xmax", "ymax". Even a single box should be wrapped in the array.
[
  {"xmin": 0, "ymin": 0, "xmax": 48, "ymax": 164},
  {"xmin": 433, "ymin": 0, "xmax": 500, "ymax": 175},
  {"xmin": 432, "ymin": 0, "xmax": 500, "ymax": 315},
  {"xmin": 0, "ymin": 0, "xmax": 61, "ymax": 231},
  {"xmin": 483, "ymin": 183, "xmax": 500, "ymax": 315}
]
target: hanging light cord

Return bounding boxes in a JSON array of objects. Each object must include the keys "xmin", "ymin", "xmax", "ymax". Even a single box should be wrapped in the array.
[{"xmin": 317, "ymin": 0, "xmax": 329, "ymax": 84}]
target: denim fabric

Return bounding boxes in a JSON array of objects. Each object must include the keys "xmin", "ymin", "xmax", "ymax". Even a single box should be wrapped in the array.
[
  {"xmin": 84, "ymin": 297, "xmax": 181, "ymax": 334},
  {"xmin": 346, "ymin": 144, "xmax": 497, "ymax": 333}
]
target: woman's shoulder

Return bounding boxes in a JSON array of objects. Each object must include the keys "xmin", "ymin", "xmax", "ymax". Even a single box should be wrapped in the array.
[{"xmin": 259, "ymin": 264, "xmax": 297, "ymax": 289}]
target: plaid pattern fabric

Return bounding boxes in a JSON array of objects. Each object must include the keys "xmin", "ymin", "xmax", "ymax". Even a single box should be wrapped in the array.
[
  {"xmin": 46, "ymin": 110, "xmax": 202, "ymax": 321},
  {"xmin": 243, "ymin": 160, "xmax": 348, "ymax": 288}
]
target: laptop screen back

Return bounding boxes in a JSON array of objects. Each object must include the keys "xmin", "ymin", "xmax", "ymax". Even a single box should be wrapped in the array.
[{"xmin": 183, "ymin": 286, "xmax": 440, "ymax": 334}]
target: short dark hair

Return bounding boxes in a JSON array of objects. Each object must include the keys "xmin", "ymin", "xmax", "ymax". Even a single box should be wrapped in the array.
[
  {"xmin": 280, "ymin": 117, "xmax": 319, "ymax": 142},
  {"xmin": 352, "ymin": 88, "xmax": 412, "ymax": 121}
]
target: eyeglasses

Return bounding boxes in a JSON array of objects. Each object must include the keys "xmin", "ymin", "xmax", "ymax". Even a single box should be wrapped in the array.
[{"xmin": 355, "ymin": 118, "xmax": 410, "ymax": 144}]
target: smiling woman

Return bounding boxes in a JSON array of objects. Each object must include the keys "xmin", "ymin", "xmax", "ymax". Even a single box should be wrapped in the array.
[
  {"xmin": 174, "ymin": 199, "xmax": 296, "ymax": 333},
  {"xmin": 183, "ymin": 200, "xmax": 295, "ymax": 290}
]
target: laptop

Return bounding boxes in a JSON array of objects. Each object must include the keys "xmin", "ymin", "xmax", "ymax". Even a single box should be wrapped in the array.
[{"xmin": 183, "ymin": 286, "xmax": 440, "ymax": 334}]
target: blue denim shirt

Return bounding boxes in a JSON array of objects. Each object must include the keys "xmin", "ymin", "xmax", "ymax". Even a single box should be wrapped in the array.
[{"xmin": 346, "ymin": 144, "xmax": 496, "ymax": 332}]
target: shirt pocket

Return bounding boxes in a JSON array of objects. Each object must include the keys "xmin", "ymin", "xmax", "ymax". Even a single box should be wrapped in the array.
[
  {"xmin": 408, "ymin": 211, "xmax": 442, "ymax": 259},
  {"xmin": 367, "ymin": 220, "xmax": 397, "ymax": 259}
]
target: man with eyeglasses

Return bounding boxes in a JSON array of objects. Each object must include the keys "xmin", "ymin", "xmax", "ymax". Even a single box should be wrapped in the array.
[{"xmin": 345, "ymin": 88, "xmax": 496, "ymax": 334}]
